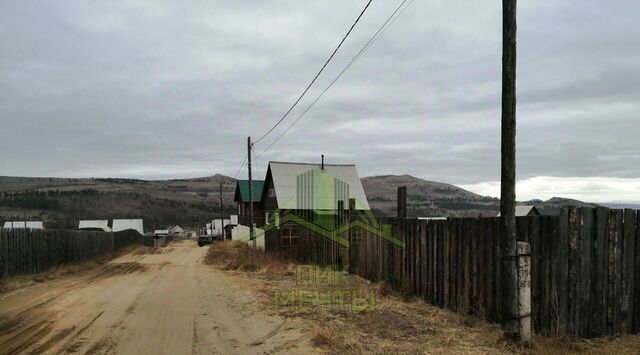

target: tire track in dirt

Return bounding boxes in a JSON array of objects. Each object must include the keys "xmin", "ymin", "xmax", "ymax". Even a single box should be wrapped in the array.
[
  {"xmin": 54, "ymin": 310, "xmax": 106, "ymax": 353},
  {"xmin": 1, "ymin": 318, "xmax": 55, "ymax": 355},
  {"xmin": 30, "ymin": 325, "xmax": 76, "ymax": 354},
  {"xmin": 1, "ymin": 260, "xmax": 146, "ymax": 321},
  {"xmin": 0, "ymin": 258, "xmax": 149, "ymax": 354}
]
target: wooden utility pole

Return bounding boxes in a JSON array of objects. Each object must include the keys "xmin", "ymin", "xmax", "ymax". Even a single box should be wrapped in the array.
[
  {"xmin": 247, "ymin": 136, "xmax": 255, "ymax": 246},
  {"xmin": 219, "ymin": 181, "xmax": 224, "ymax": 239},
  {"xmin": 500, "ymin": 0, "xmax": 524, "ymax": 341}
]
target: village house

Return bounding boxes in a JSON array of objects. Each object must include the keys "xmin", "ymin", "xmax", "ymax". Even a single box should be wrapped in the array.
[
  {"xmin": 258, "ymin": 160, "xmax": 371, "ymax": 255},
  {"xmin": 154, "ymin": 229, "xmax": 169, "ymax": 237},
  {"xmin": 234, "ymin": 180, "xmax": 264, "ymax": 226},
  {"xmin": 2, "ymin": 221, "xmax": 44, "ymax": 229},
  {"xmin": 112, "ymin": 219, "xmax": 144, "ymax": 235},
  {"xmin": 78, "ymin": 220, "xmax": 112, "ymax": 232},
  {"xmin": 169, "ymin": 225, "xmax": 185, "ymax": 237},
  {"xmin": 497, "ymin": 205, "xmax": 540, "ymax": 217}
]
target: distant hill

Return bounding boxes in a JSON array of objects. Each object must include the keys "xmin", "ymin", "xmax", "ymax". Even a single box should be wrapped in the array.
[
  {"xmin": 2, "ymin": 173, "xmax": 622, "ymax": 229},
  {"xmin": 600, "ymin": 202, "xmax": 640, "ymax": 210},
  {"xmin": 523, "ymin": 197, "xmax": 599, "ymax": 216},
  {"xmin": 360, "ymin": 175, "xmax": 616, "ymax": 217},
  {"xmin": 361, "ymin": 175, "xmax": 500, "ymax": 217},
  {"xmin": 0, "ymin": 175, "xmax": 238, "ymax": 230}
]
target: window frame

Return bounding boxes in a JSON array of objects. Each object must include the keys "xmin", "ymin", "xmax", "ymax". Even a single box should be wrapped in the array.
[{"xmin": 281, "ymin": 226, "xmax": 300, "ymax": 247}]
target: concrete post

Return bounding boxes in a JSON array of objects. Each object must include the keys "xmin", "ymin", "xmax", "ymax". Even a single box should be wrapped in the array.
[{"xmin": 517, "ymin": 241, "xmax": 532, "ymax": 342}]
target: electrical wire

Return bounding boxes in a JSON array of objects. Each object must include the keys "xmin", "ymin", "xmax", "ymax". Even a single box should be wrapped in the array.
[
  {"xmin": 232, "ymin": 152, "xmax": 248, "ymax": 180},
  {"xmin": 253, "ymin": 0, "xmax": 373, "ymax": 144},
  {"xmin": 256, "ymin": 0, "xmax": 413, "ymax": 159}
]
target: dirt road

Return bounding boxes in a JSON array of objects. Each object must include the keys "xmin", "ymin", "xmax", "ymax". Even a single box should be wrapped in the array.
[{"xmin": 0, "ymin": 240, "xmax": 318, "ymax": 354}]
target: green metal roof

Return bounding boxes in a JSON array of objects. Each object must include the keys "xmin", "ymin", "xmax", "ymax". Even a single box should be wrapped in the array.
[{"xmin": 236, "ymin": 180, "xmax": 264, "ymax": 202}]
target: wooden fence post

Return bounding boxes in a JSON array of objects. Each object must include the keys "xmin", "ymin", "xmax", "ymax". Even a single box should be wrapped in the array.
[
  {"xmin": 634, "ymin": 210, "xmax": 640, "ymax": 333},
  {"xmin": 579, "ymin": 208, "xmax": 594, "ymax": 337},
  {"xmin": 568, "ymin": 207, "xmax": 580, "ymax": 335},
  {"xmin": 622, "ymin": 209, "xmax": 636, "ymax": 334}
]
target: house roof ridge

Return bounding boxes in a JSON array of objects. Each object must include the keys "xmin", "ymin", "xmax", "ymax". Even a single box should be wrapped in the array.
[{"xmin": 268, "ymin": 161, "xmax": 356, "ymax": 167}]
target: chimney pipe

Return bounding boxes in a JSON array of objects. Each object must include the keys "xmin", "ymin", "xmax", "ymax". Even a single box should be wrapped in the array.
[{"xmin": 321, "ymin": 155, "xmax": 324, "ymax": 170}]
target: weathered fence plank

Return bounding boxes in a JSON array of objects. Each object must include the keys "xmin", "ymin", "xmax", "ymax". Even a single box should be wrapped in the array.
[
  {"xmin": 607, "ymin": 210, "xmax": 621, "ymax": 335},
  {"xmin": 635, "ymin": 210, "xmax": 640, "ymax": 334},
  {"xmin": 554, "ymin": 208, "xmax": 570, "ymax": 335},
  {"xmin": 0, "ymin": 229, "xmax": 142, "ymax": 278},
  {"xmin": 568, "ymin": 207, "xmax": 580, "ymax": 335},
  {"xmin": 578, "ymin": 208, "xmax": 593, "ymax": 337},
  {"xmin": 622, "ymin": 209, "xmax": 636, "ymax": 334}
]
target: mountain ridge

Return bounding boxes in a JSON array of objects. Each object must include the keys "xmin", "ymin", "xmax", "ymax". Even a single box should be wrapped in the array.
[{"xmin": 0, "ymin": 173, "xmax": 613, "ymax": 228}]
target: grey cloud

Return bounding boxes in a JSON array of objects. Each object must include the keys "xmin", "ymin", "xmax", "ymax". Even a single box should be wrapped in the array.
[{"xmin": 0, "ymin": 0, "xmax": 638, "ymax": 189}]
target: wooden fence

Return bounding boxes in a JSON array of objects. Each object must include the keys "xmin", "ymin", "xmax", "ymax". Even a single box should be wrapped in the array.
[
  {"xmin": 265, "ymin": 227, "xmax": 348, "ymax": 266},
  {"xmin": 349, "ymin": 207, "xmax": 640, "ymax": 338},
  {"xmin": 0, "ymin": 229, "xmax": 142, "ymax": 278}
]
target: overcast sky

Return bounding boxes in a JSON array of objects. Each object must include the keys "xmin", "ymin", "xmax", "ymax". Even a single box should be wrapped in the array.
[{"xmin": 1, "ymin": 1, "xmax": 639, "ymax": 202}]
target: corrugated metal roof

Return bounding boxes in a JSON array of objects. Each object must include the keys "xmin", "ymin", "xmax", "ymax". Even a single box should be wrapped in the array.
[
  {"xmin": 2, "ymin": 221, "xmax": 44, "ymax": 229},
  {"xmin": 78, "ymin": 220, "xmax": 112, "ymax": 232},
  {"xmin": 268, "ymin": 161, "xmax": 370, "ymax": 210},
  {"xmin": 236, "ymin": 180, "xmax": 264, "ymax": 202},
  {"xmin": 112, "ymin": 219, "xmax": 144, "ymax": 235}
]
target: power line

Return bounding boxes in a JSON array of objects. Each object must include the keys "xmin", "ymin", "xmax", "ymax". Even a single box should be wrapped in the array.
[
  {"xmin": 257, "ymin": 0, "xmax": 413, "ymax": 159},
  {"xmin": 233, "ymin": 152, "xmax": 248, "ymax": 180},
  {"xmin": 253, "ymin": 0, "xmax": 373, "ymax": 144}
]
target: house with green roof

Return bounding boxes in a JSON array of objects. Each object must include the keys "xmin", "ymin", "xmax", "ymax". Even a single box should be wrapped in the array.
[{"xmin": 234, "ymin": 180, "xmax": 265, "ymax": 226}]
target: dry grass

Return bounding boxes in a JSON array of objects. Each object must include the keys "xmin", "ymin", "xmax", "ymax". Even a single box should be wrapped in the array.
[
  {"xmin": 530, "ymin": 335, "xmax": 640, "ymax": 354},
  {"xmin": 205, "ymin": 240, "xmax": 295, "ymax": 275},
  {"xmin": 206, "ymin": 243, "xmax": 640, "ymax": 354}
]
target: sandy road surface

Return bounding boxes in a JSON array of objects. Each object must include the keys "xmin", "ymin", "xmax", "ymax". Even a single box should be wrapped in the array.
[{"xmin": 0, "ymin": 240, "xmax": 318, "ymax": 355}]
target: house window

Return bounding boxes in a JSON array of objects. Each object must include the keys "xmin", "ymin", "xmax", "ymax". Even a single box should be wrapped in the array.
[
  {"xmin": 281, "ymin": 227, "xmax": 299, "ymax": 247},
  {"xmin": 351, "ymin": 229, "xmax": 363, "ymax": 244},
  {"xmin": 268, "ymin": 187, "xmax": 275, "ymax": 198}
]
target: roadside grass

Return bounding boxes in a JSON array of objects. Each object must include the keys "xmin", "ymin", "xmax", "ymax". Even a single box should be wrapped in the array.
[
  {"xmin": 205, "ymin": 242, "xmax": 640, "ymax": 354},
  {"xmin": 204, "ymin": 240, "xmax": 295, "ymax": 275}
]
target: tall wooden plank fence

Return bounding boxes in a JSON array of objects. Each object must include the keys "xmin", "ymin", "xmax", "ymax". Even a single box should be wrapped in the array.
[
  {"xmin": 0, "ymin": 229, "xmax": 142, "ymax": 278},
  {"xmin": 349, "ymin": 207, "xmax": 640, "ymax": 338}
]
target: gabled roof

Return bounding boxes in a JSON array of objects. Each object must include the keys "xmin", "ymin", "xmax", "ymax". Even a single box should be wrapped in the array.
[
  {"xmin": 516, "ymin": 205, "xmax": 539, "ymax": 216},
  {"xmin": 169, "ymin": 225, "xmax": 184, "ymax": 233},
  {"xmin": 264, "ymin": 161, "xmax": 370, "ymax": 210},
  {"xmin": 2, "ymin": 221, "xmax": 44, "ymax": 229},
  {"xmin": 78, "ymin": 220, "xmax": 112, "ymax": 232},
  {"xmin": 497, "ymin": 205, "xmax": 539, "ymax": 217},
  {"xmin": 112, "ymin": 219, "xmax": 144, "ymax": 235},
  {"xmin": 234, "ymin": 180, "xmax": 264, "ymax": 203}
]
